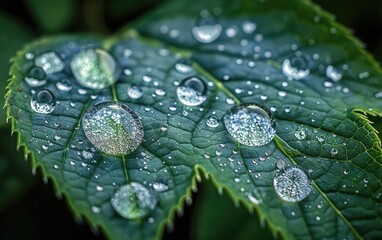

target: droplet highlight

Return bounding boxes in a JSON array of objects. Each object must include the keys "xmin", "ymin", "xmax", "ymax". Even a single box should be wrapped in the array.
[
  {"xmin": 192, "ymin": 16, "xmax": 222, "ymax": 43},
  {"xmin": 282, "ymin": 56, "xmax": 310, "ymax": 80},
  {"xmin": 35, "ymin": 51, "xmax": 64, "ymax": 74}
]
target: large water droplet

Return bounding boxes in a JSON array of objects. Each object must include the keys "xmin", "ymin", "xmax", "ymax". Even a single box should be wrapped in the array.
[
  {"xmin": 176, "ymin": 76, "xmax": 207, "ymax": 106},
  {"xmin": 35, "ymin": 51, "xmax": 65, "ymax": 74},
  {"xmin": 282, "ymin": 56, "xmax": 310, "ymax": 80},
  {"xmin": 25, "ymin": 67, "xmax": 47, "ymax": 87},
  {"xmin": 82, "ymin": 101, "xmax": 144, "ymax": 155},
  {"xmin": 111, "ymin": 182, "xmax": 157, "ymax": 220},
  {"xmin": 56, "ymin": 79, "xmax": 72, "ymax": 92},
  {"xmin": 71, "ymin": 49, "xmax": 117, "ymax": 89},
  {"xmin": 30, "ymin": 90, "xmax": 56, "ymax": 114},
  {"xmin": 273, "ymin": 167, "xmax": 311, "ymax": 202},
  {"xmin": 223, "ymin": 103, "xmax": 276, "ymax": 146},
  {"xmin": 192, "ymin": 16, "xmax": 222, "ymax": 43}
]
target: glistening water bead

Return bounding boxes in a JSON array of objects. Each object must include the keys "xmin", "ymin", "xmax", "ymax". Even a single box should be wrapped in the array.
[
  {"xmin": 82, "ymin": 101, "xmax": 144, "ymax": 155},
  {"xmin": 223, "ymin": 103, "xmax": 276, "ymax": 146},
  {"xmin": 282, "ymin": 55, "xmax": 310, "ymax": 80},
  {"xmin": 30, "ymin": 90, "xmax": 56, "ymax": 114},
  {"xmin": 111, "ymin": 182, "xmax": 157, "ymax": 220},
  {"xmin": 176, "ymin": 76, "xmax": 207, "ymax": 106},
  {"xmin": 273, "ymin": 167, "xmax": 312, "ymax": 202},
  {"xmin": 192, "ymin": 15, "xmax": 222, "ymax": 43},
  {"xmin": 71, "ymin": 48, "xmax": 117, "ymax": 89}
]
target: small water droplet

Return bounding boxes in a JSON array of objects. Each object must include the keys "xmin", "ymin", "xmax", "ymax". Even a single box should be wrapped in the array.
[
  {"xmin": 330, "ymin": 148, "xmax": 338, "ymax": 156},
  {"xmin": 91, "ymin": 206, "xmax": 101, "ymax": 214},
  {"xmin": 242, "ymin": 21, "xmax": 257, "ymax": 34},
  {"xmin": 25, "ymin": 67, "xmax": 47, "ymax": 87},
  {"xmin": 71, "ymin": 48, "xmax": 117, "ymax": 89},
  {"xmin": 276, "ymin": 159, "xmax": 286, "ymax": 169},
  {"xmin": 223, "ymin": 103, "xmax": 276, "ymax": 146},
  {"xmin": 152, "ymin": 182, "xmax": 169, "ymax": 192},
  {"xmin": 175, "ymin": 58, "xmax": 193, "ymax": 73},
  {"xmin": 82, "ymin": 101, "xmax": 144, "ymax": 155},
  {"xmin": 192, "ymin": 15, "xmax": 222, "ymax": 43},
  {"xmin": 96, "ymin": 185, "xmax": 104, "ymax": 191},
  {"xmin": 56, "ymin": 79, "xmax": 73, "ymax": 92},
  {"xmin": 176, "ymin": 76, "xmax": 207, "ymax": 106},
  {"xmin": 294, "ymin": 126, "xmax": 307, "ymax": 140},
  {"xmin": 282, "ymin": 56, "xmax": 310, "ymax": 80},
  {"xmin": 206, "ymin": 115, "xmax": 220, "ymax": 128},
  {"xmin": 326, "ymin": 65, "xmax": 342, "ymax": 81},
  {"xmin": 30, "ymin": 90, "xmax": 56, "ymax": 114},
  {"xmin": 155, "ymin": 88, "xmax": 166, "ymax": 96},
  {"xmin": 111, "ymin": 182, "xmax": 157, "ymax": 219},
  {"xmin": 82, "ymin": 149, "xmax": 94, "ymax": 159},
  {"xmin": 127, "ymin": 85, "xmax": 143, "ymax": 99},
  {"xmin": 35, "ymin": 51, "xmax": 64, "ymax": 74},
  {"xmin": 273, "ymin": 167, "xmax": 311, "ymax": 202}
]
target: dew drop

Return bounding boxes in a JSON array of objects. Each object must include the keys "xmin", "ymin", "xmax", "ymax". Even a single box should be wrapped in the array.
[
  {"xmin": 152, "ymin": 182, "xmax": 169, "ymax": 192},
  {"xmin": 326, "ymin": 65, "xmax": 342, "ymax": 81},
  {"xmin": 176, "ymin": 76, "xmax": 207, "ymax": 106},
  {"xmin": 127, "ymin": 85, "xmax": 143, "ymax": 100},
  {"xmin": 111, "ymin": 182, "xmax": 157, "ymax": 220},
  {"xmin": 206, "ymin": 115, "xmax": 220, "ymax": 128},
  {"xmin": 175, "ymin": 58, "xmax": 193, "ymax": 73},
  {"xmin": 35, "ymin": 51, "xmax": 64, "ymax": 74},
  {"xmin": 25, "ymin": 67, "xmax": 47, "ymax": 87},
  {"xmin": 30, "ymin": 90, "xmax": 56, "ymax": 114},
  {"xmin": 71, "ymin": 48, "xmax": 117, "ymax": 89},
  {"xmin": 330, "ymin": 148, "xmax": 338, "ymax": 156},
  {"xmin": 273, "ymin": 167, "xmax": 311, "ymax": 202},
  {"xmin": 155, "ymin": 88, "xmax": 166, "ymax": 96},
  {"xmin": 56, "ymin": 79, "xmax": 73, "ymax": 92},
  {"xmin": 242, "ymin": 21, "xmax": 257, "ymax": 34},
  {"xmin": 282, "ymin": 56, "xmax": 310, "ymax": 80},
  {"xmin": 82, "ymin": 101, "xmax": 144, "ymax": 155},
  {"xmin": 192, "ymin": 15, "xmax": 222, "ymax": 43},
  {"xmin": 223, "ymin": 103, "xmax": 276, "ymax": 146},
  {"xmin": 294, "ymin": 126, "xmax": 307, "ymax": 140}
]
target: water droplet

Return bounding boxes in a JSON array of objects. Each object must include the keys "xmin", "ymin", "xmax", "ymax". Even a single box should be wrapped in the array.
[
  {"xmin": 71, "ymin": 49, "xmax": 117, "ymax": 89},
  {"xmin": 30, "ymin": 90, "xmax": 56, "ymax": 114},
  {"xmin": 56, "ymin": 79, "xmax": 72, "ymax": 92},
  {"xmin": 206, "ymin": 115, "xmax": 220, "ymax": 128},
  {"xmin": 175, "ymin": 58, "xmax": 193, "ymax": 73},
  {"xmin": 294, "ymin": 126, "xmax": 307, "ymax": 140},
  {"xmin": 155, "ymin": 88, "xmax": 166, "ymax": 96},
  {"xmin": 82, "ymin": 149, "xmax": 94, "ymax": 159},
  {"xmin": 223, "ymin": 103, "xmax": 276, "ymax": 146},
  {"xmin": 326, "ymin": 65, "xmax": 342, "ymax": 81},
  {"xmin": 273, "ymin": 167, "xmax": 311, "ymax": 202},
  {"xmin": 242, "ymin": 21, "xmax": 256, "ymax": 34},
  {"xmin": 276, "ymin": 159, "xmax": 286, "ymax": 169},
  {"xmin": 25, "ymin": 67, "xmax": 47, "ymax": 87},
  {"xmin": 152, "ymin": 182, "xmax": 169, "ymax": 192},
  {"xmin": 91, "ymin": 206, "xmax": 101, "ymax": 214},
  {"xmin": 282, "ymin": 56, "xmax": 310, "ymax": 80},
  {"xmin": 330, "ymin": 148, "xmax": 338, "ymax": 156},
  {"xmin": 111, "ymin": 182, "xmax": 157, "ymax": 219},
  {"xmin": 192, "ymin": 16, "xmax": 222, "ymax": 43},
  {"xmin": 82, "ymin": 101, "xmax": 144, "ymax": 155},
  {"xmin": 176, "ymin": 76, "xmax": 207, "ymax": 106},
  {"xmin": 127, "ymin": 85, "xmax": 143, "ymax": 100},
  {"xmin": 35, "ymin": 51, "xmax": 64, "ymax": 74}
]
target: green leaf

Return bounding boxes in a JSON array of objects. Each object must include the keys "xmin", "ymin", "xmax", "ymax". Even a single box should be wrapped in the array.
[
  {"xmin": 192, "ymin": 180, "xmax": 274, "ymax": 240},
  {"xmin": 0, "ymin": 128, "xmax": 36, "ymax": 211},
  {"xmin": 25, "ymin": 0, "xmax": 76, "ymax": 32},
  {"xmin": 5, "ymin": 0, "xmax": 382, "ymax": 239},
  {"xmin": 0, "ymin": 12, "xmax": 32, "ymax": 126}
]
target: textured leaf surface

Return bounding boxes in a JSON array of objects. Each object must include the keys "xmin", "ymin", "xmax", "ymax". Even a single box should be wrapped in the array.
[{"xmin": 5, "ymin": 0, "xmax": 382, "ymax": 239}]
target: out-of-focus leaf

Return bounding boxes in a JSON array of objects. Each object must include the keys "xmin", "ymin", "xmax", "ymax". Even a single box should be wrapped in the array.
[{"xmin": 25, "ymin": 0, "xmax": 76, "ymax": 32}]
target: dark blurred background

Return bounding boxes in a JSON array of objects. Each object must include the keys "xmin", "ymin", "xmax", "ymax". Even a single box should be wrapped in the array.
[{"xmin": 0, "ymin": 0, "xmax": 381, "ymax": 239}]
